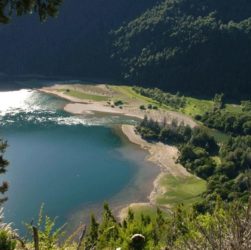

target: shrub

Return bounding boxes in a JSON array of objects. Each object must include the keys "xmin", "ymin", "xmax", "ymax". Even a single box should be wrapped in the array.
[
  {"xmin": 194, "ymin": 114, "xmax": 202, "ymax": 120},
  {"xmin": 0, "ymin": 231, "xmax": 16, "ymax": 250},
  {"xmin": 114, "ymin": 100, "xmax": 123, "ymax": 106}
]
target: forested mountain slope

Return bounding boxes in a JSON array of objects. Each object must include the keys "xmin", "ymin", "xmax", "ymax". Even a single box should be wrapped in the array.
[
  {"xmin": 112, "ymin": 0, "xmax": 251, "ymax": 98},
  {"xmin": 0, "ymin": 0, "xmax": 251, "ymax": 98}
]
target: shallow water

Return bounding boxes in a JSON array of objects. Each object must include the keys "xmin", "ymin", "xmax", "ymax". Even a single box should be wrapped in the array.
[{"xmin": 0, "ymin": 89, "xmax": 158, "ymax": 233}]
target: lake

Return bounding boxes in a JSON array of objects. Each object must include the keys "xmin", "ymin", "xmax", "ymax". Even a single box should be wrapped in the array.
[{"xmin": 0, "ymin": 89, "xmax": 158, "ymax": 233}]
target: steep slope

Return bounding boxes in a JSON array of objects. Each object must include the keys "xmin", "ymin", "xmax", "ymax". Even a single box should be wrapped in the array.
[{"xmin": 112, "ymin": 0, "xmax": 251, "ymax": 98}]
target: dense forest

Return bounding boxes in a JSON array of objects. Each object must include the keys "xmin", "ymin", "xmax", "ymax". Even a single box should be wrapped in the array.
[
  {"xmin": 1, "ymin": 0, "xmax": 251, "ymax": 98},
  {"xmin": 112, "ymin": 0, "xmax": 251, "ymax": 98}
]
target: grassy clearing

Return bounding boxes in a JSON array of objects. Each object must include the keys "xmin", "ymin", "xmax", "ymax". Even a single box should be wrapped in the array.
[
  {"xmin": 115, "ymin": 85, "xmax": 214, "ymax": 114},
  {"xmin": 58, "ymin": 89, "xmax": 108, "ymax": 101},
  {"xmin": 110, "ymin": 85, "xmax": 162, "ymax": 107},
  {"xmin": 181, "ymin": 97, "xmax": 213, "ymax": 117},
  {"xmin": 225, "ymin": 104, "xmax": 243, "ymax": 114},
  {"xmin": 156, "ymin": 175, "xmax": 206, "ymax": 207},
  {"xmin": 183, "ymin": 98, "xmax": 243, "ymax": 118},
  {"xmin": 205, "ymin": 127, "xmax": 230, "ymax": 144}
]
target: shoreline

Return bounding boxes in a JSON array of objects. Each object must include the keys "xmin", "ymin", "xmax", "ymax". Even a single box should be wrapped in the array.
[
  {"xmin": 39, "ymin": 85, "xmax": 195, "ymax": 219},
  {"xmin": 40, "ymin": 87, "xmax": 145, "ymax": 119},
  {"xmin": 39, "ymin": 86, "xmax": 197, "ymax": 127},
  {"xmin": 119, "ymin": 125, "xmax": 191, "ymax": 218}
]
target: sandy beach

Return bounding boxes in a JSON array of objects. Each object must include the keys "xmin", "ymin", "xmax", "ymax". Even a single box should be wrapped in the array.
[{"xmin": 40, "ymin": 85, "xmax": 197, "ymax": 127}]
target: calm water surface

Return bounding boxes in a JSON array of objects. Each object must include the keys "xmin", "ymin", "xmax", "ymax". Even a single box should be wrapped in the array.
[{"xmin": 0, "ymin": 89, "xmax": 158, "ymax": 233}]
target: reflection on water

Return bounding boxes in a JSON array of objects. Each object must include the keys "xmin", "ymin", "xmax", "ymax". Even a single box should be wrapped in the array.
[
  {"xmin": 0, "ymin": 89, "xmax": 36, "ymax": 115},
  {"xmin": 0, "ymin": 89, "xmax": 138, "ymax": 127}
]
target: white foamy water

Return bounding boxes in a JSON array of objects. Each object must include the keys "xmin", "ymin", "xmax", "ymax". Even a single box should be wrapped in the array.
[
  {"xmin": 0, "ymin": 89, "xmax": 38, "ymax": 115},
  {"xmin": 0, "ymin": 89, "xmax": 138, "ymax": 127}
]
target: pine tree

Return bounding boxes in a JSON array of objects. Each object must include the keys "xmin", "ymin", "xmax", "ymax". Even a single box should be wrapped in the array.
[
  {"xmin": 0, "ymin": 139, "xmax": 9, "ymax": 205},
  {"xmin": 0, "ymin": 0, "xmax": 63, "ymax": 23},
  {"xmin": 85, "ymin": 214, "xmax": 99, "ymax": 250}
]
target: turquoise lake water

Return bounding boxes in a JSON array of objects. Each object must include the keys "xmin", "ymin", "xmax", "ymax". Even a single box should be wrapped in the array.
[{"xmin": 0, "ymin": 89, "xmax": 158, "ymax": 233}]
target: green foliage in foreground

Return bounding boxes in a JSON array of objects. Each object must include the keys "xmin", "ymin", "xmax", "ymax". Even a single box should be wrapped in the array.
[
  {"xmin": 2, "ymin": 198, "xmax": 251, "ymax": 250},
  {"xmin": 0, "ymin": 139, "xmax": 9, "ymax": 205},
  {"xmin": 0, "ymin": 231, "xmax": 16, "ymax": 250},
  {"xmin": 25, "ymin": 204, "xmax": 65, "ymax": 250}
]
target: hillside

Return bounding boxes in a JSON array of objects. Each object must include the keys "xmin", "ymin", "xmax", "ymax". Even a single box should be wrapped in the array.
[
  {"xmin": 112, "ymin": 0, "xmax": 251, "ymax": 98},
  {"xmin": 1, "ymin": 0, "xmax": 251, "ymax": 98}
]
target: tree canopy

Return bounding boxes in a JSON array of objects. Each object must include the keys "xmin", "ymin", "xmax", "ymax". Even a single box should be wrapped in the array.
[
  {"xmin": 0, "ymin": 0, "xmax": 63, "ymax": 23},
  {"xmin": 0, "ymin": 139, "xmax": 8, "ymax": 205},
  {"xmin": 112, "ymin": 0, "xmax": 251, "ymax": 98}
]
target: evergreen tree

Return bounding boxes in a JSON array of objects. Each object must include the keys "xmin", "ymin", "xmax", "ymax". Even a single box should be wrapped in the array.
[
  {"xmin": 0, "ymin": 139, "xmax": 9, "ymax": 205},
  {"xmin": 0, "ymin": 0, "xmax": 63, "ymax": 23},
  {"xmin": 85, "ymin": 214, "xmax": 99, "ymax": 250}
]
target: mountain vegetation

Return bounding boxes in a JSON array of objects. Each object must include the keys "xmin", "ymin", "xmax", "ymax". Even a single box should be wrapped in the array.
[
  {"xmin": 1, "ymin": 198, "xmax": 251, "ymax": 250},
  {"xmin": 133, "ymin": 87, "xmax": 186, "ymax": 109},
  {"xmin": 199, "ymin": 102, "xmax": 251, "ymax": 136},
  {"xmin": 137, "ymin": 115, "xmax": 251, "ymax": 212},
  {"xmin": 0, "ymin": 139, "xmax": 9, "ymax": 205},
  {"xmin": 112, "ymin": 0, "xmax": 251, "ymax": 98},
  {"xmin": 1, "ymin": 0, "xmax": 251, "ymax": 98},
  {"xmin": 0, "ymin": 0, "xmax": 63, "ymax": 23}
]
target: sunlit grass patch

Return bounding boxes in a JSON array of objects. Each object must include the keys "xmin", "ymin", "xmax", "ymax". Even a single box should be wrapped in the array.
[
  {"xmin": 110, "ymin": 85, "xmax": 161, "ymax": 106},
  {"xmin": 156, "ymin": 175, "xmax": 206, "ymax": 207},
  {"xmin": 225, "ymin": 104, "xmax": 243, "ymax": 114},
  {"xmin": 182, "ymin": 97, "xmax": 213, "ymax": 117},
  {"xmin": 58, "ymin": 89, "xmax": 108, "ymax": 101}
]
